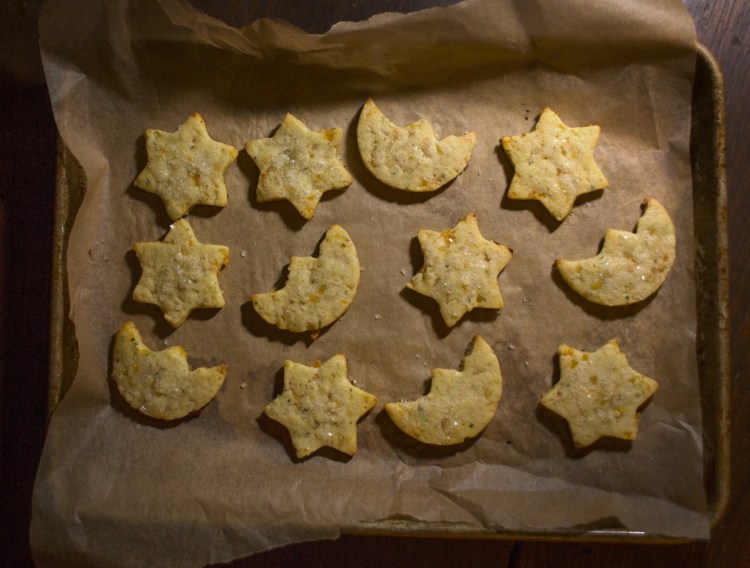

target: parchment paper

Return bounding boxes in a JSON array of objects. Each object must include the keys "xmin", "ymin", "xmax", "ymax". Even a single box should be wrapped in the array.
[{"xmin": 32, "ymin": 0, "xmax": 706, "ymax": 565}]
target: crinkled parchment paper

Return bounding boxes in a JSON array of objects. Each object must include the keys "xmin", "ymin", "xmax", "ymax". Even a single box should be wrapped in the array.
[{"xmin": 32, "ymin": 0, "xmax": 707, "ymax": 565}]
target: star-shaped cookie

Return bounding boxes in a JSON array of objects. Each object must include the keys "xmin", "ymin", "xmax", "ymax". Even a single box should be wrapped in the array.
[
  {"xmin": 245, "ymin": 114, "xmax": 352, "ymax": 219},
  {"xmin": 133, "ymin": 219, "xmax": 229, "ymax": 327},
  {"xmin": 264, "ymin": 355, "xmax": 377, "ymax": 459},
  {"xmin": 501, "ymin": 108, "xmax": 608, "ymax": 221},
  {"xmin": 134, "ymin": 113, "xmax": 238, "ymax": 220},
  {"xmin": 407, "ymin": 213, "xmax": 512, "ymax": 327},
  {"xmin": 540, "ymin": 339, "xmax": 659, "ymax": 448}
]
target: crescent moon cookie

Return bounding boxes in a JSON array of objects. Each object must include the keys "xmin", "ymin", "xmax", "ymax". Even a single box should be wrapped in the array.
[
  {"xmin": 556, "ymin": 198, "xmax": 676, "ymax": 306},
  {"xmin": 251, "ymin": 225, "xmax": 360, "ymax": 333},
  {"xmin": 501, "ymin": 108, "xmax": 608, "ymax": 221},
  {"xmin": 134, "ymin": 113, "xmax": 238, "ymax": 220},
  {"xmin": 357, "ymin": 98, "xmax": 476, "ymax": 192},
  {"xmin": 263, "ymin": 354, "xmax": 377, "ymax": 458},
  {"xmin": 384, "ymin": 336, "xmax": 502, "ymax": 445},
  {"xmin": 407, "ymin": 213, "xmax": 512, "ymax": 327},
  {"xmin": 245, "ymin": 113, "xmax": 352, "ymax": 219},
  {"xmin": 540, "ymin": 339, "xmax": 658, "ymax": 448},
  {"xmin": 133, "ymin": 219, "xmax": 229, "ymax": 327},
  {"xmin": 112, "ymin": 321, "xmax": 227, "ymax": 421}
]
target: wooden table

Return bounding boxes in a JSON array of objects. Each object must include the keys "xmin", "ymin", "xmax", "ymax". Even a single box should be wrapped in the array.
[{"xmin": 1, "ymin": 1, "xmax": 747, "ymax": 565}]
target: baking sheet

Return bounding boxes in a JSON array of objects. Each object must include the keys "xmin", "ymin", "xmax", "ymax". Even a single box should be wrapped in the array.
[{"xmin": 32, "ymin": 0, "xmax": 715, "ymax": 565}]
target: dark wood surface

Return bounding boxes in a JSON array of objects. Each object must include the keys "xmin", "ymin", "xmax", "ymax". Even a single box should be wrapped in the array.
[{"xmin": 1, "ymin": 1, "xmax": 747, "ymax": 566}]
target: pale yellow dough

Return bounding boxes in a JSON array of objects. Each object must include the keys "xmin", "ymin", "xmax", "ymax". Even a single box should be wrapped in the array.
[
  {"xmin": 540, "ymin": 339, "xmax": 658, "ymax": 447},
  {"xmin": 407, "ymin": 213, "xmax": 512, "ymax": 327},
  {"xmin": 245, "ymin": 113, "xmax": 352, "ymax": 219},
  {"xmin": 112, "ymin": 321, "xmax": 227, "ymax": 421},
  {"xmin": 556, "ymin": 198, "xmax": 676, "ymax": 305},
  {"xmin": 264, "ymin": 354, "xmax": 377, "ymax": 458},
  {"xmin": 385, "ymin": 336, "xmax": 502, "ymax": 445},
  {"xmin": 251, "ymin": 225, "xmax": 360, "ymax": 332},
  {"xmin": 501, "ymin": 108, "xmax": 608, "ymax": 221},
  {"xmin": 134, "ymin": 113, "xmax": 238, "ymax": 220},
  {"xmin": 357, "ymin": 98, "xmax": 476, "ymax": 192},
  {"xmin": 133, "ymin": 219, "xmax": 229, "ymax": 327}
]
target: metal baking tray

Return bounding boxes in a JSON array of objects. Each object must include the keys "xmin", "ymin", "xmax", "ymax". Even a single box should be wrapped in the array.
[{"xmin": 47, "ymin": 43, "xmax": 729, "ymax": 543}]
